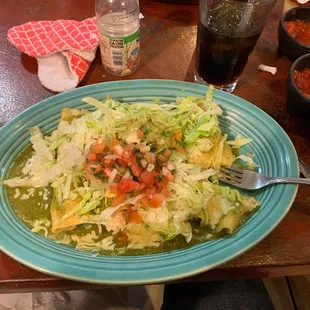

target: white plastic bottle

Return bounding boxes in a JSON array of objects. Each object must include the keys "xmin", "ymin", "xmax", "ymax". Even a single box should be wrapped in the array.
[{"xmin": 95, "ymin": 0, "xmax": 140, "ymax": 76}]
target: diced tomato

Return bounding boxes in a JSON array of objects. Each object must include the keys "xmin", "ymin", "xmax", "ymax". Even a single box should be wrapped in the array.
[
  {"xmin": 122, "ymin": 150, "xmax": 131, "ymax": 161},
  {"xmin": 145, "ymin": 186, "xmax": 157, "ymax": 199},
  {"xmin": 93, "ymin": 141, "xmax": 106, "ymax": 154},
  {"xmin": 87, "ymin": 152, "xmax": 97, "ymax": 162},
  {"xmin": 84, "ymin": 162, "xmax": 102, "ymax": 176},
  {"xmin": 112, "ymin": 193, "xmax": 126, "ymax": 206},
  {"xmin": 137, "ymin": 129, "xmax": 144, "ymax": 138},
  {"xmin": 109, "ymin": 183, "xmax": 118, "ymax": 194},
  {"xmin": 83, "ymin": 162, "xmax": 88, "ymax": 170},
  {"xmin": 114, "ymin": 144, "xmax": 124, "ymax": 156},
  {"xmin": 127, "ymin": 155, "xmax": 136, "ymax": 165},
  {"xmin": 104, "ymin": 167, "xmax": 113, "ymax": 177},
  {"xmin": 127, "ymin": 207, "xmax": 133, "ymax": 216},
  {"xmin": 135, "ymin": 196, "xmax": 149, "ymax": 208},
  {"xmin": 129, "ymin": 211, "xmax": 142, "ymax": 224},
  {"xmin": 114, "ymin": 174, "xmax": 121, "ymax": 183},
  {"xmin": 156, "ymin": 177, "xmax": 168, "ymax": 189},
  {"xmin": 95, "ymin": 153, "xmax": 104, "ymax": 161},
  {"xmin": 90, "ymin": 164, "xmax": 102, "ymax": 174},
  {"xmin": 149, "ymin": 193, "xmax": 165, "ymax": 208},
  {"xmin": 158, "ymin": 154, "xmax": 168, "ymax": 162},
  {"xmin": 117, "ymin": 178, "xmax": 139, "ymax": 193},
  {"xmin": 104, "ymin": 159, "xmax": 113, "ymax": 166},
  {"xmin": 126, "ymin": 144, "xmax": 136, "ymax": 152},
  {"xmin": 161, "ymin": 189, "xmax": 170, "ymax": 197},
  {"xmin": 117, "ymin": 158, "xmax": 128, "ymax": 167},
  {"xmin": 137, "ymin": 182, "xmax": 146, "ymax": 191},
  {"xmin": 154, "ymin": 165, "xmax": 162, "ymax": 174},
  {"xmin": 122, "ymin": 150, "xmax": 135, "ymax": 165},
  {"xmin": 170, "ymin": 131, "xmax": 183, "ymax": 147},
  {"xmin": 84, "ymin": 162, "xmax": 91, "ymax": 178},
  {"xmin": 131, "ymin": 161, "xmax": 142, "ymax": 177},
  {"xmin": 115, "ymin": 231, "xmax": 128, "ymax": 244},
  {"xmin": 129, "ymin": 156, "xmax": 137, "ymax": 165},
  {"xmin": 170, "ymin": 135, "xmax": 176, "ymax": 147},
  {"xmin": 139, "ymin": 170, "xmax": 155, "ymax": 187},
  {"xmin": 163, "ymin": 149, "xmax": 171, "ymax": 158},
  {"xmin": 144, "ymin": 153, "xmax": 154, "ymax": 164},
  {"xmin": 175, "ymin": 144, "xmax": 185, "ymax": 154},
  {"xmin": 175, "ymin": 131, "xmax": 183, "ymax": 141},
  {"xmin": 163, "ymin": 168, "xmax": 174, "ymax": 181},
  {"xmin": 166, "ymin": 174, "xmax": 174, "ymax": 181},
  {"xmin": 111, "ymin": 139, "xmax": 119, "ymax": 147}
]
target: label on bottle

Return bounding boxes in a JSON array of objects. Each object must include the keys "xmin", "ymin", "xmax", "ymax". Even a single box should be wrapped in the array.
[{"xmin": 99, "ymin": 30, "xmax": 140, "ymax": 72}]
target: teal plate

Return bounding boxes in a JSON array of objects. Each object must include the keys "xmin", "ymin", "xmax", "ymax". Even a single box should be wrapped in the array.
[{"xmin": 0, "ymin": 80, "xmax": 298, "ymax": 284}]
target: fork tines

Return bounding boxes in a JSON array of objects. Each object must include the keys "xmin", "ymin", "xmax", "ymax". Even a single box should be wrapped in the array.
[
  {"xmin": 219, "ymin": 166, "xmax": 243, "ymax": 185},
  {"xmin": 220, "ymin": 166, "xmax": 243, "ymax": 176}
]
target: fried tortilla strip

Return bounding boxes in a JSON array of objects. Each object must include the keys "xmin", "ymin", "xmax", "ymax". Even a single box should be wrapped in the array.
[{"xmin": 50, "ymin": 195, "xmax": 83, "ymax": 233}]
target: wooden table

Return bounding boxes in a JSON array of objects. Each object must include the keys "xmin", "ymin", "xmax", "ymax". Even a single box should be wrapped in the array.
[{"xmin": 1, "ymin": 0, "xmax": 310, "ymax": 293}]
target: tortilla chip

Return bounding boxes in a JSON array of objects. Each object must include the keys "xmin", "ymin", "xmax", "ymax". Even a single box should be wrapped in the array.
[{"xmin": 50, "ymin": 196, "xmax": 83, "ymax": 232}]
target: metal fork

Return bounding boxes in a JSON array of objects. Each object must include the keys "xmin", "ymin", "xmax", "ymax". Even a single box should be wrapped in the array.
[
  {"xmin": 299, "ymin": 158, "xmax": 310, "ymax": 178},
  {"xmin": 219, "ymin": 166, "xmax": 310, "ymax": 190}
]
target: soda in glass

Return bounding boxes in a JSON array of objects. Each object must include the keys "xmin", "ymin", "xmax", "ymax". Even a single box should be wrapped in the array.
[{"xmin": 195, "ymin": 0, "xmax": 276, "ymax": 92}]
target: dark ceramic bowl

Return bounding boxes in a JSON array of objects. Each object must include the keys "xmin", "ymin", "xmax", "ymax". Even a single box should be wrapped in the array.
[
  {"xmin": 278, "ymin": 7, "xmax": 310, "ymax": 62},
  {"xmin": 286, "ymin": 53, "xmax": 310, "ymax": 118}
]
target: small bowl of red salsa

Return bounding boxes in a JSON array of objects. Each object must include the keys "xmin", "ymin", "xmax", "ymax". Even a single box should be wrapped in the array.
[
  {"xmin": 294, "ymin": 68, "xmax": 310, "ymax": 98},
  {"xmin": 286, "ymin": 53, "xmax": 310, "ymax": 117},
  {"xmin": 286, "ymin": 20, "xmax": 310, "ymax": 46},
  {"xmin": 279, "ymin": 7, "xmax": 310, "ymax": 61}
]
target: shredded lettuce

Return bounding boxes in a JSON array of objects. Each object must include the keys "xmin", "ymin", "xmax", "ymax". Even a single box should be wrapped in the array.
[
  {"xmin": 71, "ymin": 232, "xmax": 115, "ymax": 251},
  {"xmin": 31, "ymin": 218, "xmax": 51, "ymax": 237},
  {"xmin": 226, "ymin": 134, "xmax": 253, "ymax": 148},
  {"xmin": 4, "ymin": 88, "xmax": 260, "ymax": 252},
  {"xmin": 234, "ymin": 155, "xmax": 259, "ymax": 169}
]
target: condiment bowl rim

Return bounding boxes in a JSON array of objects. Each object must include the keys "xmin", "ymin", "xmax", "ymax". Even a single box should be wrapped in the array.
[
  {"xmin": 281, "ymin": 6, "xmax": 310, "ymax": 51},
  {"xmin": 289, "ymin": 53, "xmax": 310, "ymax": 103}
]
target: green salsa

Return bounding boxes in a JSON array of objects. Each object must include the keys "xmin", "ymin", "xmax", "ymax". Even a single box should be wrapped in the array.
[{"xmin": 6, "ymin": 146, "xmax": 224, "ymax": 256}]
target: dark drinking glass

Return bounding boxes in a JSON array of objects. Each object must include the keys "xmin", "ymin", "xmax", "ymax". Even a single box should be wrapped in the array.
[{"xmin": 195, "ymin": 0, "xmax": 276, "ymax": 92}]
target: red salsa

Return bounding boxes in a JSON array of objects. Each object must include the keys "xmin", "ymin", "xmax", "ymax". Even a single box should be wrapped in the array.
[
  {"xmin": 294, "ymin": 68, "xmax": 310, "ymax": 98},
  {"xmin": 285, "ymin": 20, "xmax": 310, "ymax": 46}
]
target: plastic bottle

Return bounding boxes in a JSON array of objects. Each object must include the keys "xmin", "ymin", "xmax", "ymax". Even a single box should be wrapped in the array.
[{"xmin": 95, "ymin": 0, "xmax": 140, "ymax": 76}]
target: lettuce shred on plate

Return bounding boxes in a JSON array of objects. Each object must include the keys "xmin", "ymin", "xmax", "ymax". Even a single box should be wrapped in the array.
[{"xmin": 4, "ymin": 87, "xmax": 259, "ymax": 252}]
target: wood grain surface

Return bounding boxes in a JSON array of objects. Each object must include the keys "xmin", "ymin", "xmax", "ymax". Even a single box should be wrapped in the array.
[{"xmin": 0, "ymin": 0, "xmax": 309, "ymax": 292}]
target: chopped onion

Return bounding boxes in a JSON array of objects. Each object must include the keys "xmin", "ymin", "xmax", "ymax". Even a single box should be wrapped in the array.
[
  {"xmin": 166, "ymin": 161, "xmax": 174, "ymax": 170},
  {"xmin": 137, "ymin": 142, "xmax": 147, "ymax": 148},
  {"xmin": 162, "ymin": 166, "xmax": 170, "ymax": 176},
  {"xmin": 104, "ymin": 154, "xmax": 119, "ymax": 160},
  {"xmin": 149, "ymin": 152, "xmax": 156, "ymax": 162},
  {"xmin": 118, "ymin": 166, "xmax": 126, "ymax": 174},
  {"xmin": 147, "ymin": 163, "xmax": 155, "ymax": 172},
  {"xmin": 140, "ymin": 145, "xmax": 151, "ymax": 153},
  {"xmin": 108, "ymin": 168, "xmax": 118, "ymax": 184},
  {"xmin": 123, "ymin": 169, "xmax": 132, "ymax": 179},
  {"xmin": 113, "ymin": 145, "xmax": 124, "ymax": 156},
  {"xmin": 140, "ymin": 159, "xmax": 148, "ymax": 168}
]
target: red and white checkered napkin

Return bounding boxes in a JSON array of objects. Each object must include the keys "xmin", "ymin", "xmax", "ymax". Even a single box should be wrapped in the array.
[{"xmin": 7, "ymin": 17, "xmax": 99, "ymax": 92}]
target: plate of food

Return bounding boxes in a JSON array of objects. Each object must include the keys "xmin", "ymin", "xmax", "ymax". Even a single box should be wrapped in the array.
[{"xmin": 0, "ymin": 79, "xmax": 298, "ymax": 284}]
